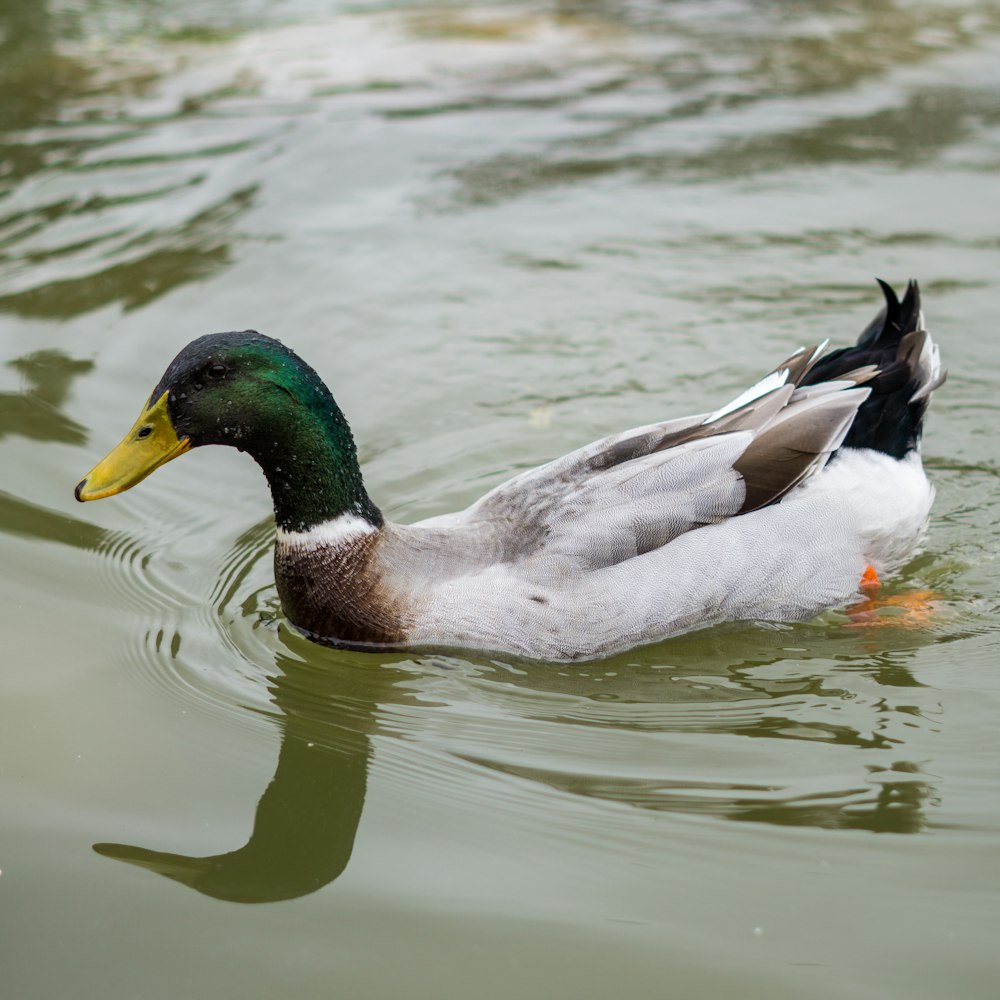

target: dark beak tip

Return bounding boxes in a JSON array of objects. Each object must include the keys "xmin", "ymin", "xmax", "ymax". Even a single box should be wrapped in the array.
[{"xmin": 74, "ymin": 479, "xmax": 87, "ymax": 502}]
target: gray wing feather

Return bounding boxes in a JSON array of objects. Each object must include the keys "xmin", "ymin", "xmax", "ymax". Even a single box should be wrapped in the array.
[{"xmin": 444, "ymin": 347, "xmax": 872, "ymax": 571}]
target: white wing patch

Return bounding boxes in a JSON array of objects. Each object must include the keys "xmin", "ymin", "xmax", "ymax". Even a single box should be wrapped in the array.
[
  {"xmin": 810, "ymin": 339, "xmax": 830, "ymax": 364},
  {"xmin": 702, "ymin": 368, "xmax": 790, "ymax": 425}
]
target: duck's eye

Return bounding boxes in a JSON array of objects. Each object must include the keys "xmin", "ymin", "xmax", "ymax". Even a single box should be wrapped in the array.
[
  {"xmin": 136, "ymin": 426, "xmax": 152, "ymax": 440},
  {"xmin": 207, "ymin": 362, "xmax": 228, "ymax": 380}
]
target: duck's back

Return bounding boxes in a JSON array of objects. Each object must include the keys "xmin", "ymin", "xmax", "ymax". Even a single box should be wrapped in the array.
[{"xmin": 399, "ymin": 281, "xmax": 943, "ymax": 660}]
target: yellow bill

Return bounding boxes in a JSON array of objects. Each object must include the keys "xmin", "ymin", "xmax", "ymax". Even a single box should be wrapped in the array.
[{"xmin": 75, "ymin": 390, "xmax": 191, "ymax": 502}]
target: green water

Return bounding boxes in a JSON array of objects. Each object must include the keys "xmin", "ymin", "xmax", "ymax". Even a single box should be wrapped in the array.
[{"xmin": 2, "ymin": 1, "xmax": 999, "ymax": 997}]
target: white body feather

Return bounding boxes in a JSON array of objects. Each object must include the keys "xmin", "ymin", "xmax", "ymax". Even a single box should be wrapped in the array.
[{"xmin": 399, "ymin": 448, "xmax": 933, "ymax": 660}]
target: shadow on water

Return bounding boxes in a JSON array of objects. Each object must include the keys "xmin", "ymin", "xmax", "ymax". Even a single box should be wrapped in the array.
[
  {"xmin": 437, "ymin": 0, "xmax": 1000, "ymax": 207},
  {"xmin": 0, "ymin": 0, "xmax": 105, "ymax": 208},
  {"xmin": 93, "ymin": 606, "xmax": 942, "ymax": 903},
  {"xmin": 0, "ymin": 186, "xmax": 257, "ymax": 318},
  {"xmin": 0, "ymin": 348, "xmax": 111, "ymax": 548},
  {"xmin": 0, "ymin": 0, "xmax": 85, "ymax": 139},
  {"xmin": 1, "ymin": 349, "xmax": 92, "ymax": 443},
  {"xmin": 450, "ymin": 86, "xmax": 1000, "ymax": 207},
  {"xmin": 0, "ymin": 488, "xmax": 108, "ymax": 549},
  {"xmin": 0, "ymin": 0, "xmax": 259, "ymax": 318}
]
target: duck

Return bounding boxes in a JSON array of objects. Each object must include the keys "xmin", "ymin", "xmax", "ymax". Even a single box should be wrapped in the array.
[{"xmin": 76, "ymin": 280, "xmax": 944, "ymax": 662}]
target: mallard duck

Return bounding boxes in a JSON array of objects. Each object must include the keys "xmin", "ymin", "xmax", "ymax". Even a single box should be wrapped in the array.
[{"xmin": 76, "ymin": 280, "xmax": 944, "ymax": 661}]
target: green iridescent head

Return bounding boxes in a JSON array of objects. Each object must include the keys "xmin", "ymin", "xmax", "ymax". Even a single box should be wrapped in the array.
[{"xmin": 76, "ymin": 331, "xmax": 381, "ymax": 532}]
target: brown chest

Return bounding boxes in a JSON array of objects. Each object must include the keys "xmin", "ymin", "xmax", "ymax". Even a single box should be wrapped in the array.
[{"xmin": 273, "ymin": 536, "xmax": 415, "ymax": 645}]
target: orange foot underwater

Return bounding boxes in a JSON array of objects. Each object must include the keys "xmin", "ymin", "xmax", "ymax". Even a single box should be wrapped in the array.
[{"xmin": 846, "ymin": 566, "xmax": 939, "ymax": 628}]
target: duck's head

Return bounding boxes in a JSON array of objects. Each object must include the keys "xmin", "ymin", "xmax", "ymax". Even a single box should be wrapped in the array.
[
  {"xmin": 75, "ymin": 332, "xmax": 378, "ymax": 532},
  {"xmin": 76, "ymin": 332, "xmax": 301, "ymax": 500}
]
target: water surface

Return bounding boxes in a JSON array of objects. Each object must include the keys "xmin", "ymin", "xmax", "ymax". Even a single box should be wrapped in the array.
[{"xmin": 2, "ymin": 1, "xmax": 1000, "ymax": 997}]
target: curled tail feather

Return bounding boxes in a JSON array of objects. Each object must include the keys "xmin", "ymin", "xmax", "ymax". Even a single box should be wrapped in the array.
[{"xmin": 803, "ymin": 279, "xmax": 945, "ymax": 458}]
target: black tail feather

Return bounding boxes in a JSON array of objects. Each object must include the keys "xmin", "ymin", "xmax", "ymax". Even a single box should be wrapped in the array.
[
  {"xmin": 898, "ymin": 279, "xmax": 922, "ymax": 338},
  {"xmin": 802, "ymin": 279, "xmax": 941, "ymax": 459}
]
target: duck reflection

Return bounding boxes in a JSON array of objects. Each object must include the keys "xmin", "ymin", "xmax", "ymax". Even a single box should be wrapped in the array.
[
  {"xmin": 94, "ymin": 610, "xmax": 942, "ymax": 905},
  {"xmin": 94, "ymin": 649, "xmax": 385, "ymax": 904},
  {"xmin": 473, "ymin": 750, "xmax": 938, "ymax": 834},
  {"xmin": 461, "ymin": 622, "xmax": 941, "ymax": 835}
]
